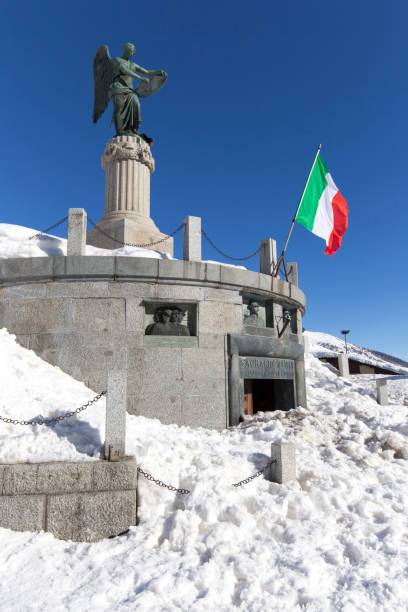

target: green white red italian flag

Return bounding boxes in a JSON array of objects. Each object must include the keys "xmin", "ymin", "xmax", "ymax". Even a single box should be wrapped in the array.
[{"xmin": 295, "ymin": 154, "xmax": 348, "ymax": 255}]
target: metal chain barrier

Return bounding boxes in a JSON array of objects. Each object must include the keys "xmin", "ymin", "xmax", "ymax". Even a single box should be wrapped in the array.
[
  {"xmin": 202, "ymin": 228, "xmax": 261, "ymax": 261},
  {"xmin": 137, "ymin": 466, "xmax": 191, "ymax": 494},
  {"xmin": 28, "ymin": 216, "xmax": 69, "ymax": 241},
  {"xmin": 88, "ymin": 217, "xmax": 184, "ymax": 249},
  {"xmin": 138, "ymin": 459, "xmax": 276, "ymax": 494},
  {"xmin": 0, "ymin": 391, "xmax": 106, "ymax": 426},
  {"xmin": 232, "ymin": 461, "xmax": 275, "ymax": 487}
]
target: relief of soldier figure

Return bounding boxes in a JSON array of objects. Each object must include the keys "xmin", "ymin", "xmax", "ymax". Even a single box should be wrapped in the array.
[
  {"xmin": 243, "ymin": 300, "xmax": 265, "ymax": 328},
  {"xmin": 145, "ymin": 306, "xmax": 191, "ymax": 336}
]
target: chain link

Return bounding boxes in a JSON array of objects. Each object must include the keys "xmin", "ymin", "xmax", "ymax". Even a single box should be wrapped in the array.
[
  {"xmin": 232, "ymin": 460, "xmax": 276, "ymax": 488},
  {"xmin": 202, "ymin": 229, "xmax": 261, "ymax": 261},
  {"xmin": 28, "ymin": 216, "xmax": 69, "ymax": 241},
  {"xmin": 137, "ymin": 466, "xmax": 190, "ymax": 494},
  {"xmin": 88, "ymin": 218, "xmax": 184, "ymax": 249},
  {"xmin": 0, "ymin": 391, "xmax": 106, "ymax": 426}
]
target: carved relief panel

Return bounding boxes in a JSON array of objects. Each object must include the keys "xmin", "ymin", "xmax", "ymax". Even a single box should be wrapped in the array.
[{"xmin": 144, "ymin": 303, "xmax": 197, "ymax": 337}]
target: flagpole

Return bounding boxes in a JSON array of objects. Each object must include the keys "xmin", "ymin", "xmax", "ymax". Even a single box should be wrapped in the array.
[{"xmin": 273, "ymin": 143, "xmax": 322, "ymax": 278}]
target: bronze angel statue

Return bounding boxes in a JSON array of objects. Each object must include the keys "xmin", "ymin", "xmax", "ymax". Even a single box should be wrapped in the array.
[{"xmin": 92, "ymin": 42, "xmax": 167, "ymax": 139}]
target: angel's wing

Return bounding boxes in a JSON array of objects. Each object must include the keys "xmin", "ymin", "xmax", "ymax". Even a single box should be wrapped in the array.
[
  {"xmin": 92, "ymin": 46, "xmax": 115, "ymax": 124},
  {"xmin": 135, "ymin": 70, "xmax": 167, "ymax": 98}
]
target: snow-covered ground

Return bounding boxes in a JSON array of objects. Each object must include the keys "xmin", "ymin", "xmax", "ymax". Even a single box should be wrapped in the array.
[{"xmin": 1, "ymin": 328, "xmax": 408, "ymax": 610}]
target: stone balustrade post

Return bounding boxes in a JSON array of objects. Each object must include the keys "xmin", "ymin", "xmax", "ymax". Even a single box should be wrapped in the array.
[
  {"xmin": 338, "ymin": 353, "xmax": 350, "ymax": 377},
  {"xmin": 303, "ymin": 334, "xmax": 310, "ymax": 355},
  {"xmin": 259, "ymin": 239, "xmax": 277, "ymax": 275},
  {"xmin": 267, "ymin": 442, "xmax": 296, "ymax": 484},
  {"xmin": 104, "ymin": 371, "xmax": 127, "ymax": 461},
  {"xmin": 67, "ymin": 208, "xmax": 87, "ymax": 256},
  {"xmin": 376, "ymin": 379, "xmax": 388, "ymax": 405},
  {"xmin": 287, "ymin": 262, "xmax": 298, "ymax": 286},
  {"xmin": 183, "ymin": 216, "xmax": 202, "ymax": 261}
]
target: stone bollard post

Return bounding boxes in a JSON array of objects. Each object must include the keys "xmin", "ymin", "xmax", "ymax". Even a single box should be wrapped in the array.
[
  {"xmin": 287, "ymin": 262, "xmax": 298, "ymax": 286},
  {"xmin": 268, "ymin": 442, "xmax": 296, "ymax": 484},
  {"xmin": 104, "ymin": 371, "xmax": 127, "ymax": 461},
  {"xmin": 303, "ymin": 334, "xmax": 310, "ymax": 355},
  {"xmin": 259, "ymin": 239, "xmax": 277, "ymax": 275},
  {"xmin": 67, "ymin": 208, "xmax": 87, "ymax": 256},
  {"xmin": 338, "ymin": 353, "xmax": 349, "ymax": 377},
  {"xmin": 376, "ymin": 379, "xmax": 388, "ymax": 406},
  {"xmin": 183, "ymin": 216, "xmax": 202, "ymax": 261}
]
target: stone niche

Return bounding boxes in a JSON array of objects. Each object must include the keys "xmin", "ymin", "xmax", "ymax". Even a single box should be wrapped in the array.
[
  {"xmin": 281, "ymin": 304, "xmax": 298, "ymax": 335},
  {"xmin": 242, "ymin": 294, "xmax": 274, "ymax": 330}
]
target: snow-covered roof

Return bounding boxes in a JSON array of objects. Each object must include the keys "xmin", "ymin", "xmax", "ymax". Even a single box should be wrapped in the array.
[{"xmin": 305, "ymin": 330, "xmax": 408, "ymax": 375}]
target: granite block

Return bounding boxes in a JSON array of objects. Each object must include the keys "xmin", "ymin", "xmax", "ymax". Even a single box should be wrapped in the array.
[
  {"xmin": 125, "ymin": 347, "xmax": 144, "ymax": 392},
  {"xmin": 258, "ymin": 273, "xmax": 273, "ymax": 292},
  {"xmin": 2, "ymin": 298, "xmax": 71, "ymax": 334},
  {"xmin": 268, "ymin": 443, "xmax": 296, "ymax": 484},
  {"xmin": 57, "ymin": 344, "xmax": 127, "ymax": 382},
  {"xmin": 287, "ymin": 262, "xmax": 298, "ymax": 287},
  {"xmin": 198, "ymin": 332, "xmax": 226, "ymax": 349},
  {"xmin": 1, "ymin": 283, "xmax": 47, "ymax": 300},
  {"xmin": 115, "ymin": 257, "xmax": 158, "ymax": 278},
  {"xmin": 198, "ymin": 301, "xmax": 242, "ymax": 335},
  {"xmin": 47, "ymin": 281, "xmax": 109, "ymax": 298},
  {"xmin": 108, "ymin": 280, "xmax": 155, "ymax": 298},
  {"xmin": 156, "ymin": 259, "xmax": 181, "ymax": 280},
  {"xmin": 183, "ymin": 216, "xmax": 202, "ymax": 261},
  {"xmin": 70, "ymin": 298, "xmax": 126, "ymax": 333},
  {"xmin": 259, "ymin": 239, "xmax": 277, "ymax": 275},
  {"xmin": 203, "ymin": 288, "xmax": 242, "ymax": 304},
  {"xmin": 204, "ymin": 263, "xmax": 221, "ymax": 283},
  {"xmin": 376, "ymin": 379, "xmax": 388, "ymax": 405},
  {"xmin": 0, "ymin": 257, "xmax": 53, "ymax": 281},
  {"xmin": 91, "ymin": 459, "xmax": 137, "ymax": 491},
  {"xmin": 142, "ymin": 347, "xmax": 183, "ymax": 393},
  {"xmin": 2, "ymin": 462, "xmax": 93, "ymax": 495},
  {"xmin": 181, "ymin": 390, "xmax": 227, "ymax": 430},
  {"xmin": 128, "ymin": 393, "xmax": 183, "ymax": 425},
  {"xmin": 46, "ymin": 489, "xmax": 137, "ymax": 542},
  {"xmin": 220, "ymin": 266, "xmax": 259, "ymax": 289},
  {"xmin": 105, "ymin": 371, "xmax": 127, "ymax": 459},
  {"xmin": 153, "ymin": 284, "xmax": 205, "ymax": 301},
  {"xmin": 0, "ymin": 495, "xmax": 44, "ymax": 532},
  {"xmin": 338, "ymin": 353, "xmax": 349, "ymax": 377},
  {"xmin": 289, "ymin": 284, "xmax": 306, "ymax": 309},
  {"xmin": 65, "ymin": 256, "xmax": 116, "ymax": 277},
  {"xmin": 125, "ymin": 297, "xmax": 144, "ymax": 332},
  {"xmin": 0, "ymin": 465, "xmax": 5, "ymax": 494},
  {"xmin": 143, "ymin": 336, "xmax": 198, "ymax": 348},
  {"xmin": 67, "ymin": 208, "xmax": 87, "ymax": 256}
]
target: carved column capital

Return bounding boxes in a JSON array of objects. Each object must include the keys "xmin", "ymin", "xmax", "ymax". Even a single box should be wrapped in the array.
[{"xmin": 102, "ymin": 136, "xmax": 155, "ymax": 173}]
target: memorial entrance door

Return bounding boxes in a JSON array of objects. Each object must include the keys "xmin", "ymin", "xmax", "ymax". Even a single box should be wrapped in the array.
[
  {"xmin": 244, "ymin": 379, "xmax": 253, "ymax": 415},
  {"xmin": 243, "ymin": 378, "xmax": 294, "ymax": 415}
]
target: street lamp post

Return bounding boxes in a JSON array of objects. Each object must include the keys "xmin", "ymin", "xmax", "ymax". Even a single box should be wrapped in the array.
[{"xmin": 340, "ymin": 329, "xmax": 350, "ymax": 354}]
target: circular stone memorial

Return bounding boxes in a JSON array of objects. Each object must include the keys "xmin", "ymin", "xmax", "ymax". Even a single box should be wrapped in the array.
[{"xmin": 0, "ymin": 254, "xmax": 306, "ymax": 429}]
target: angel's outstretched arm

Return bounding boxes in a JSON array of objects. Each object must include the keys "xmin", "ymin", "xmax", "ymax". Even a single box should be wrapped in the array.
[{"xmin": 120, "ymin": 64, "xmax": 149, "ymax": 82}]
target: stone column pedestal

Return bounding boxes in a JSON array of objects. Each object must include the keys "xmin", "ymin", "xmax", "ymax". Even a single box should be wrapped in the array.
[{"xmin": 87, "ymin": 135, "xmax": 173, "ymax": 256}]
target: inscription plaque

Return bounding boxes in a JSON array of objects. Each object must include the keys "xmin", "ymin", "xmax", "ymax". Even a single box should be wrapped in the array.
[{"xmin": 239, "ymin": 357, "xmax": 294, "ymax": 379}]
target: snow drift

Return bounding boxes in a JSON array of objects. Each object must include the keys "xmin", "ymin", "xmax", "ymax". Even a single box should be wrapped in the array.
[{"xmin": 0, "ymin": 329, "xmax": 408, "ymax": 609}]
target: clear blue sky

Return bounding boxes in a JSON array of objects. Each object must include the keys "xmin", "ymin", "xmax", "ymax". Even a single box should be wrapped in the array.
[{"xmin": 1, "ymin": 0, "xmax": 407, "ymax": 359}]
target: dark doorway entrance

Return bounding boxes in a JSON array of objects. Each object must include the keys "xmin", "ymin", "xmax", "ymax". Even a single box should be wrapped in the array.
[{"xmin": 244, "ymin": 379, "xmax": 295, "ymax": 415}]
